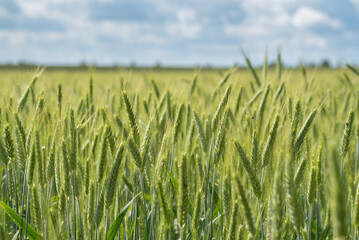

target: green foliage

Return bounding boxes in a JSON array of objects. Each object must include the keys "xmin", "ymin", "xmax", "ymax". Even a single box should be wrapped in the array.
[
  {"xmin": 0, "ymin": 201, "xmax": 42, "ymax": 240},
  {"xmin": 0, "ymin": 64, "xmax": 357, "ymax": 239}
]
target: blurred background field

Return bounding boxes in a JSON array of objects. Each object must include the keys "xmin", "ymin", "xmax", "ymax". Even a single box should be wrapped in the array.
[{"xmin": 0, "ymin": 66, "xmax": 349, "ymax": 107}]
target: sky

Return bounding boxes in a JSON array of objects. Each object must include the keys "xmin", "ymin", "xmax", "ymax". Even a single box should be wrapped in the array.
[{"xmin": 0, "ymin": 0, "xmax": 358, "ymax": 67}]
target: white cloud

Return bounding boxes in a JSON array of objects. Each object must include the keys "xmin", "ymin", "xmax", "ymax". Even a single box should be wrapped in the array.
[
  {"xmin": 95, "ymin": 21, "xmax": 166, "ymax": 44},
  {"xmin": 14, "ymin": 0, "xmax": 88, "ymax": 22},
  {"xmin": 292, "ymin": 33, "xmax": 327, "ymax": 48},
  {"xmin": 240, "ymin": 0, "xmax": 306, "ymax": 15},
  {"xmin": 15, "ymin": 0, "xmax": 47, "ymax": 17},
  {"xmin": 166, "ymin": 9, "xmax": 201, "ymax": 38},
  {"xmin": 12, "ymin": 0, "xmax": 167, "ymax": 48},
  {"xmin": 176, "ymin": 9, "xmax": 196, "ymax": 22},
  {"xmin": 224, "ymin": 24, "xmax": 271, "ymax": 38},
  {"xmin": 0, "ymin": 30, "xmax": 63, "ymax": 46},
  {"xmin": 1, "ymin": 0, "xmax": 357, "ymax": 65},
  {"xmin": 351, "ymin": 0, "xmax": 359, "ymax": 12},
  {"xmin": 293, "ymin": 7, "xmax": 342, "ymax": 29},
  {"xmin": 0, "ymin": 7, "xmax": 8, "ymax": 17},
  {"xmin": 225, "ymin": 3, "xmax": 342, "ymax": 53},
  {"xmin": 224, "ymin": 13, "xmax": 292, "ymax": 39}
]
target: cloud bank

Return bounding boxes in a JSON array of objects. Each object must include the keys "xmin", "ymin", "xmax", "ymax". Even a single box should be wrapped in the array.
[{"xmin": 0, "ymin": 0, "xmax": 358, "ymax": 66}]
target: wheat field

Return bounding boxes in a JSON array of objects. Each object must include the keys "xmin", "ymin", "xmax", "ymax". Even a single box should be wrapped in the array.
[{"xmin": 0, "ymin": 61, "xmax": 359, "ymax": 240}]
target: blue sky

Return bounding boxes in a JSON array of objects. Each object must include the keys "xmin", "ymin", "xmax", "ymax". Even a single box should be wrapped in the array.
[{"xmin": 0, "ymin": 0, "xmax": 358, "ymax": 66}]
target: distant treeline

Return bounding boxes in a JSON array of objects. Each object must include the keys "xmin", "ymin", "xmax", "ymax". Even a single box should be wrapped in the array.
[{"xmin": 0, "ymin": 60, "xmax": 352, "ymax": 71}]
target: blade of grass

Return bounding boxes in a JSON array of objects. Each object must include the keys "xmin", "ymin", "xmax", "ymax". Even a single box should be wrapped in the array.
[{"xmin": 0, "ymin": 201, "xmax": 42, "ymax": 240}]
